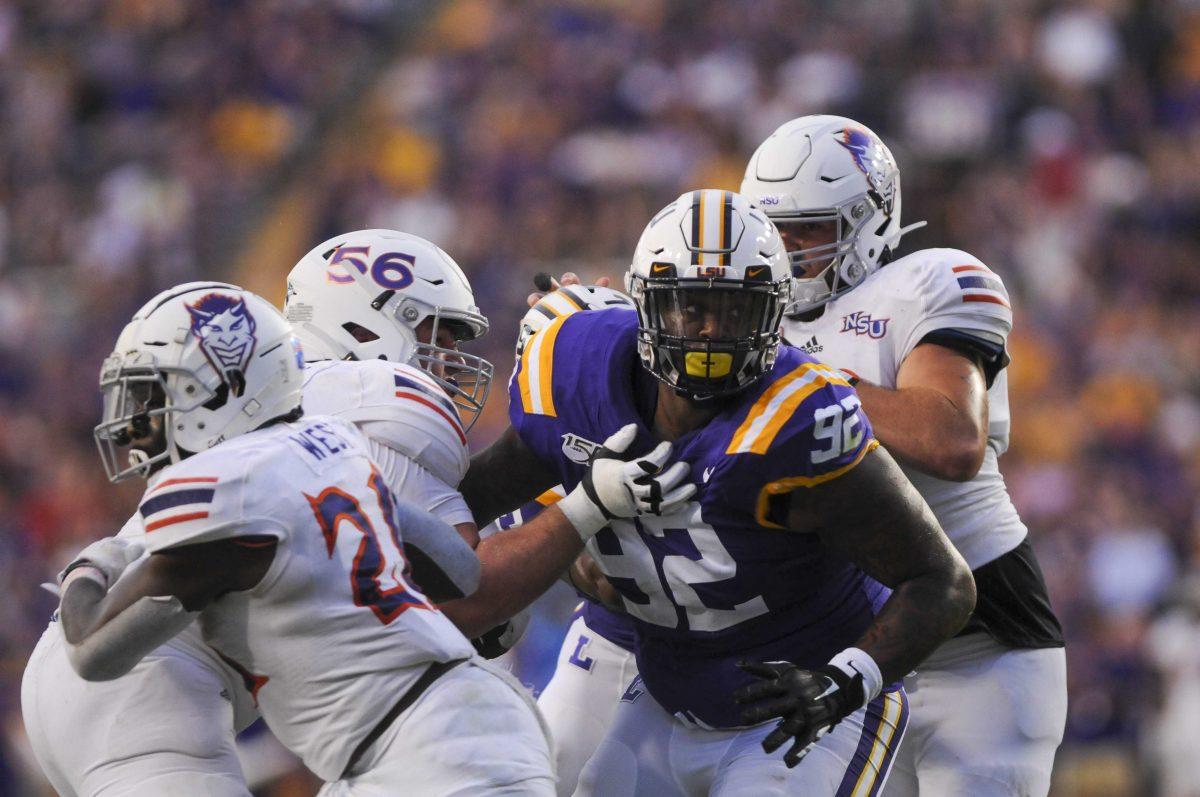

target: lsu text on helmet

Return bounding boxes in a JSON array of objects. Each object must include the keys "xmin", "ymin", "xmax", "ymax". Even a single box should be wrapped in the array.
[
  {"xmin": 625, "ymin": 189, "xmax": 792, "ymax": 401},
  {"xmin": 94, "ymin": 282, "xmax": 304, "ymax": 482},
  {"xmin": 284, "ymin": 229, "xmax": 493, "ymax": 432},
  {"xmin": 740, "ymin": 114, "xmax": 925, "ymax": 314}
]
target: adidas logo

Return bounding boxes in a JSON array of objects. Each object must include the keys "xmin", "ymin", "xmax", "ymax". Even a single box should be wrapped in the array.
[{"xmin": 800, "ymin": 335, "xmax": 823, "ymax": 354}]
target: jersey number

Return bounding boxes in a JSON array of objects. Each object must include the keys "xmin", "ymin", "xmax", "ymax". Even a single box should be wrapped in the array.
[
  {"xmin": 813, "ymin": 395, "xmax": 864, "ymax": 465},
  {"xmin": 306, "ymin": 468, "xmax": 430, "ymax": 624},
  {"xmin": 589, "ymin": 505, "xmax": 768, "ymax": 633}
]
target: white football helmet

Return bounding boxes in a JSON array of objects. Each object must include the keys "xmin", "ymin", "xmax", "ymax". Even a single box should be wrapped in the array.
[
  {"xmin": 285, "ymin": 229, "xmax": 493, "ymax": 432},
  {"xmin": 515, "ymin": 284, "xmax": 635, "ymax": 357},
  {"xmin": 626, "ymin": 189, "xmax": 791, "ymax": 400},
  {"xmin": 740, "ymin": 114, "xmax": 925, "ymax": 314},
  {"xmin": 95, "ymin": 282, "xmax": 305, "ymax": 482}
]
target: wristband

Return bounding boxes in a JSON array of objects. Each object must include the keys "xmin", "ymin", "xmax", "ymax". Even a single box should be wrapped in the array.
[
  {"xmin": 555, "ymin": 489, "xmax": 608, "ymax": 541},
  {"xmin": 827, "ymin": 647, "xmax": 883, "ymax": 708}
]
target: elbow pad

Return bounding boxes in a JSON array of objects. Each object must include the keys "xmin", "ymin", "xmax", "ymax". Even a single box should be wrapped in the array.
[
  {"xmin": 391, "ymin": 501, "xmax": 481, "ymax": 601},
  {"xmin": 65, "ymin": 593, "xmax": 198, "ymax": 681}
]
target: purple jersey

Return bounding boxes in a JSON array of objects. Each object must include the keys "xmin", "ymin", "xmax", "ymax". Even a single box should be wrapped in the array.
[
  {"xmin": 510, "ymin": 308, "xmax": 888, "ymax": 727},
  {"xmin": 498, "ymin": 494, "xmax": 638, "ymax": 652}
]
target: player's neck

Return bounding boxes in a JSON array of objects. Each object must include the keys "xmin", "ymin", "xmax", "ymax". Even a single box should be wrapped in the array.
[{"xmin": 652, "ymin": 384, "xmax": 722, "ymax": 441}]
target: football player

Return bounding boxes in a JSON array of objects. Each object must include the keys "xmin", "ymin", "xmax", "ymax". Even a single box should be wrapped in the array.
[
  {"xmin": 495, "ymin": 285, "xmax": 643, "ymax": 796},
  {"xmin": 43, "ymin": 282, "xmax": 692, "ymax": 796},
  {"xmin": 23, "ymin": 233, "xmax": 683, "ymax": 795},
  {"xmin": 459, "ymin": 190, "xmax": 976, "ymax": 795},
  {"xmin": 741, "ymin": 115, "xmax": 1067, "ymax": 796},
  {"xmin": 21, "ymin": 233, "xmax": 499, "ymax": 796}
]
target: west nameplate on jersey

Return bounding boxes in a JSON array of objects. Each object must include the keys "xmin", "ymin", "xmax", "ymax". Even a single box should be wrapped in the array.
[{"xmin": 561, "ymin": 433, "xmax": 600, "ymax": 464}]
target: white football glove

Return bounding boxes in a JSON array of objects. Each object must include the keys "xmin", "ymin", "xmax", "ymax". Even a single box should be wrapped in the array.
[
  {"xmin": 58, "ymin": 536, "xmax": 146, "ymax": 590},
  {"xmin": 557, "ymin": 424, "xmax": 696, "ymax": 540}
]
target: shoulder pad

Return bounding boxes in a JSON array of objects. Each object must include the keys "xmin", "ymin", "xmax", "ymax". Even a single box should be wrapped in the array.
[
  {"xmin": 139, "ymin": 446, "xmax": 284, "ymax": 553},
  {"xmin": 303, "ymin": 360, "xmax": 469, "ymax": 487},
  {"xmin": 721, "ymin": 361, "xmax": 878, "ymax": 528},
  {"xmin": 512, "ymin": 312, "xmax": 574, "ymax": 418},
  {"xmin": 510, "ymin": 309, "xmax": 636, "ymax": 421}
]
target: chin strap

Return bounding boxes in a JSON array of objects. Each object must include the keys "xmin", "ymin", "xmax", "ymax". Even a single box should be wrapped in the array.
[{"xmin": 896, "ymin": 219, "xmax": 927, "ymax": 240}]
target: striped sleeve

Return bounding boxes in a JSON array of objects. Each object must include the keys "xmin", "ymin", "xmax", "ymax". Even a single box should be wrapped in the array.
[
  {"xmin": 140, "ymin": 463, "xmax": 284, "ymax": 552},
  {"xmin": 901, "ymin": 251, "xmax": 1013, "ymax": 364},
  {"xmin": 722, "ymin": 362, "xmax": 878, "ymax": 528},
  {"xmin": 513, "ymin": 313, "xmax": 571, "ymax": 418}
]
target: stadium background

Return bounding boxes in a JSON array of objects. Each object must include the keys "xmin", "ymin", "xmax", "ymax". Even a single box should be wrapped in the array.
[{"xmin": 0, "ymin": 0, "xmax": 1197, "ymax": 794}]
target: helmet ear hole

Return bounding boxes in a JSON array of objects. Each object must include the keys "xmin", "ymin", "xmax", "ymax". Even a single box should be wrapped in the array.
[{"xmin": 342, "ymin": 322, "xmax": 380, "ymax": 343}]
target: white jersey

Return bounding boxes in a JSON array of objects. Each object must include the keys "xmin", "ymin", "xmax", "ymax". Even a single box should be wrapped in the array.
[
  {"xmin": 302, "ymin": 359, "xmax": 470, "ymax": 492},
  {"xmin": 139, "ymin": 414, "xmax": 474, "ymax": 781},
  {"xmin": 782, "ymin": 247, "xmax": 1026, "ymax": 569}
]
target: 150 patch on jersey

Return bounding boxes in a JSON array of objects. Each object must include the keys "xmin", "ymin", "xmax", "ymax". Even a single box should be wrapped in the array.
[{"xmin": 561, "ymin": 433, "xmax": 600, "ymax": 464}]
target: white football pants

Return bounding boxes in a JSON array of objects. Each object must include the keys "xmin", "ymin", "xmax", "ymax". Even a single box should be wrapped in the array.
[
  {"xmin": 21, "ymin": 622, "xmax": 251, "ymax": 797},
  {"xmin": 881, "ymin": 633, "xmax": 1067, "ymax": 797},
  {"xmin": 319, "ymin": 657, "xmax": 556, "ymax": 796},
  {"xmin": 537, "ymin": 613, "xmax": 640, "ymax": 797},
  {"xmin": 574, "ymin": 675, "xmax": 908, "ymax": 797}
]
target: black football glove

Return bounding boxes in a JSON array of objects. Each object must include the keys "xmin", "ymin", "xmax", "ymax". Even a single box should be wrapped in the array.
[{"xmin": 733, "ymin": 660, "xmax": 864, "ymax": 768}]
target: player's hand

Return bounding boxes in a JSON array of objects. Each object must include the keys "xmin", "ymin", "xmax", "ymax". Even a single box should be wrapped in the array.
[
  {"xmin": 59, "ymin": 536, "xmax": 146, "ymax": 590},
  {"xmin": 568, "ymin": 552, "xmax": 625, "ymax": 612},
  {"xmin": 470, "ymin": 607, "xmax": 532, "ymax": 659},
  {"xmin": 527, "ymin": 271, "xmax": 611, "ymax": 308},
  {"xmin": 557, "ymin": 424, "xmax": 696, "ymax": 539},
  {"xmin": 733, "ymin": 660, "xmax": 864, "ymax": 768}
]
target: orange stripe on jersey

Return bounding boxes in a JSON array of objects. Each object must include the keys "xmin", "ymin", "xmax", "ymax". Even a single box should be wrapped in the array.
[
  {"xmin": 727, "ymin": 364, "xmax": 850, "ymax": 455},
  {"xmin": 396, "ymin": 392, "xmax": 467, "ymax": 445},
  {"xmin": 147, "ymin": 476, "xmax": 219, "ymax": 494},
  {"xmin": 952, "ymin": 264, "xmax": 989, "ymax": 273},
  {"xmin": 518, "ymin": 313, "xmax": 569, "ymax": 417},
  {"xmin": 728, "ymin": 366, "xmax": 809, "ymax": 452},
  {"xmin": 535, "ymin": 487, "xmax": 565, "ymax": 506},
  {"xmin": 145, "ymin": 511, "xmax": 211, "ymax": 532},
  {"xmin": 754, "ymin": 439, "xmax": 879, "ymax": 528},
  {"xmin": 751, "ymin": 380, "xmax": 829, "ymax": 455},
  {"xmin": 963, "ymin": 294, "xmax": 1010, "ymax": 308}
]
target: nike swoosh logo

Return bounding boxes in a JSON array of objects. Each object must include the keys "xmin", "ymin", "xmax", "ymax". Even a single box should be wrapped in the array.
[
  {"xmin": 703, "ymin": 466, "xmax": 714, "ymax": 482},
  {"xmin": 652, "ymin": 264, "xmax": 672, "ymax": 273},
  {"xmin": 419, "ymin": 277, "xmax": 445, "ymax": 285},
  {"xmin": 746, "ymin": 267, "xmax": 765, "ymax": 277},
  {"xmin": 814, "ymin": 679, "xmax": 839, "ymax": 701}
]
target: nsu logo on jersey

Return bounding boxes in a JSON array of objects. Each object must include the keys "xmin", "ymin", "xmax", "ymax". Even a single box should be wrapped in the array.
[{"xmin": 840, "ymin": 311, "xmax": 889, "ymax": 340}]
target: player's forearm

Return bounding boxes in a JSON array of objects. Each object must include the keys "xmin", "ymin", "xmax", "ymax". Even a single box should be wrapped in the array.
[
  {"xmin": 852, "ymin": 564, "xmax": 976, "ymax": 684},
  {"xmin": 60, "ymin": 572, "xmax": 197, "ymax": 681},
  {"xmin": 439, "ymin": 505, "xmax": 583, "ymax": 637},
  {"xmin": 852, "ymin": 380, "xmax": 985, "ymax": 481}
]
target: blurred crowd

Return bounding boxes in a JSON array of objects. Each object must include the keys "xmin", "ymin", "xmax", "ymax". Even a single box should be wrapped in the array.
[{"xmin": 2, "ymin": 0, "xmax": 1199, "ymax": 794}]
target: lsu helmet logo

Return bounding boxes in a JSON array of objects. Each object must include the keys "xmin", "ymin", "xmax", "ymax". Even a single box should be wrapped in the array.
[
  {"xmin": 837, "ymin": 127, "xmax": 898, "ymax": 217},
  {"xmin": 186, "ymin": 293, "xmax": 258, "ymax": 395}
]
